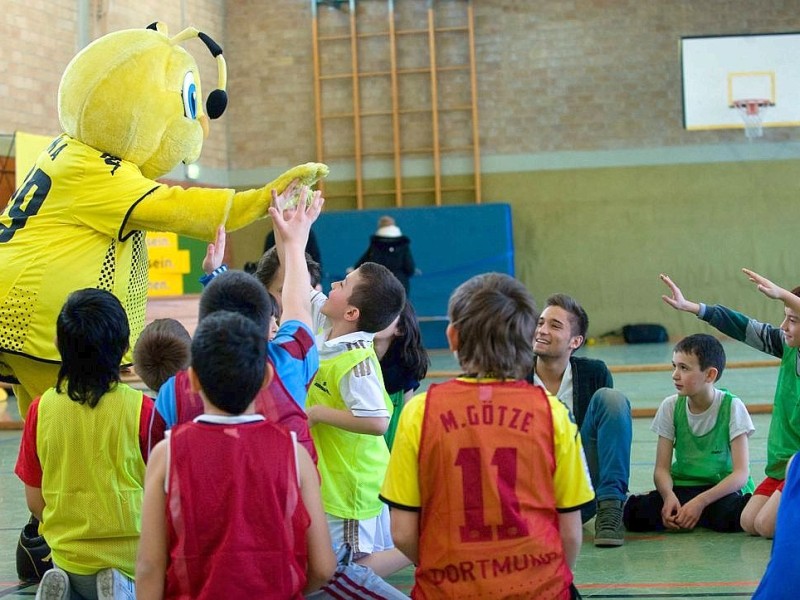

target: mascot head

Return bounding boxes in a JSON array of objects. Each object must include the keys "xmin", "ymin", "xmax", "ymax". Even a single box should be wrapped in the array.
[{"xmin": 58, "ymin": 22, "xmax": 228, "ymax": 179}]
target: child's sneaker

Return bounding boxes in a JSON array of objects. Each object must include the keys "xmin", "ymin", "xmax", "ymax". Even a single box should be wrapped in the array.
[
  {"xmin": 96, "ymin": 568, "xmax": 135, "ymax": 600},
  {"xmin": 594, "ymin": 498, "xmax": 625, "ymax": 547},
  {"xmin": 35, "ymin": 567, "xmax": 69, "ymax": 600}
]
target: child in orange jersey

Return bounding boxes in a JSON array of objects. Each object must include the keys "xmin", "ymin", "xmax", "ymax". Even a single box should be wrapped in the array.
[{"xmin": 380, "ymin": 273, "xmax": 594, "ymax": 599}]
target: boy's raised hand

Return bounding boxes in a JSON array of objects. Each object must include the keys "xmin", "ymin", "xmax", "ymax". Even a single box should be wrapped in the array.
[
  {"xmin": 659, "ymin": 273, "xmax": 700, "ymax": 315},
  {"xmin": 268, "ymin": 184, "xmax": 324, "ymax": 329},
  {"xmin": 268, "ymin": 185, "xmax": 324, "ymax": 248},
  {"xmin": 743, "ymin": 268, "xmax": 785, "ymax": 300},
  {"xmin": 202, "ymin": 225, "xmax": 227, "ymax": 275}
]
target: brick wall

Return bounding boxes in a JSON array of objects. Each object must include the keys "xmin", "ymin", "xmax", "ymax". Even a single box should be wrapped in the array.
[{"xmin": 4, "ymin": 1, "xmax": 800, "ymax": 171}]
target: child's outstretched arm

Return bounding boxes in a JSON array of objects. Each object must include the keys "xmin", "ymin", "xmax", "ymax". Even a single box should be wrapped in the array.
[
  {"xmin": 269, "ymin": 185, "xmax": 324, "ymax": 328},
  {"xmin": 136, "ymin": 440, "xmax": 168, "ymax": 600},
  {"xmin": 654, "ymin": 436, "xmax": 681, "ymax": 530},
  {"xmin": 743, "ymin": 268, "xmax": 800, "ymax": 314},
  {"xmin": 673, "ymin": 432, "xmax": 750, "ymax": 530},
  {"xmin": 660, "ymin": 274, "xmax": 701, "ymax": 315}
]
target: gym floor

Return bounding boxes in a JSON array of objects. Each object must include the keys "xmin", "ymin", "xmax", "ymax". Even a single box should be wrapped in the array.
[{"xmin": 0, "ymin": 340, "xmax": 778, "ymax": 598}]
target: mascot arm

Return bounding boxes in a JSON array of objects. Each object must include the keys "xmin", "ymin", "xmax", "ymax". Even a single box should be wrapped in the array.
[{"xmin": 125, "ymin": 162, "xmax": 329, "ymax": 241}]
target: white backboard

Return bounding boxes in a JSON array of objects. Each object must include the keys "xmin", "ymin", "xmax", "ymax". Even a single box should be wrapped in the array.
[{"xmin": 681, "ymin": 32, "xmax": 800, "ymax": 131}]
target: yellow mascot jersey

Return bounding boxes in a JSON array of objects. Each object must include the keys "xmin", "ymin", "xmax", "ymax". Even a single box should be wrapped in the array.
[{"xmin": 0, "ymin": 134, "xmax": 155, "ymax": 363}]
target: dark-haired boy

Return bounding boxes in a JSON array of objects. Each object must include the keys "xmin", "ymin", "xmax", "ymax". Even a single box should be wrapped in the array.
[
  {"xmin": 623, "ymin": 334, "xmax": 754, "ymax": 532},
  {"xmin": 136, "ymin": 311, "xmax": 336, "ymax": 598},
  {"xmin": 16, "ymin": 289, "xmax": 152, "ymax": 599},
  {"xmin": 306, "ymin": 263, "xmax": 408, "ymax": 577},
  {"xmin": 528, "ymin": 293, "xmax": 632, "ymax": 546}
]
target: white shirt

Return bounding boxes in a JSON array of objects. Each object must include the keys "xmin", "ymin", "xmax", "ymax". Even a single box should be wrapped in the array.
[
  {"xmin": 651, "ymin": 389, "xmax": 755, "ymax": 442},
  {"xmin": 532, "ymin": 361, "xmax": 574, "ymax": 412},
  {"xmin": 311, "ymin": 289, "xmax": 389, "ymax": 419}
]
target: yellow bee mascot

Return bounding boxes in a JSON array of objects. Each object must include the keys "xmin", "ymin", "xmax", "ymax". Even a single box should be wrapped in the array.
[{"xmin": 0, "ymin": 23, "xmax": 327, "ymax": 416}]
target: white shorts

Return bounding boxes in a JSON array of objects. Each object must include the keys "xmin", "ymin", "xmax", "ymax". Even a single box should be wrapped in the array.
[{"xmin": 326, "ymin": 504, "xmax": 394, "ymax": 559}]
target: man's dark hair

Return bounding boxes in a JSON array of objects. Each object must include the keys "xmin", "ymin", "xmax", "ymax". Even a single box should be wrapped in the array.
[
  {"xmin": 56, "ymin": 288, "xmax": 129, "ymax": 408},
  {"xmin": 349, "ymin": 262, "xmax": 406, "ymax": 333},
  {"xmin": 545, "ymin": 293, "xmax": 589, "ymax": 351},
  {"xmin": 199, "ymin": 270, "xmax": 272, "ymax": 335},
  {"xmin": 674, "ymin": 333, "xmax": 726, "ymax": 381},
  {"xmin": 191, "ymin": 311, "xmax": 267, "ymax": 414}
]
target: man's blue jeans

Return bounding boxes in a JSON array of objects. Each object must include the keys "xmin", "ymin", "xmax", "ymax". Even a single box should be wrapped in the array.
[{"xmin": 579, "ymin": 388, "xmax": 632, "ymax": 523}]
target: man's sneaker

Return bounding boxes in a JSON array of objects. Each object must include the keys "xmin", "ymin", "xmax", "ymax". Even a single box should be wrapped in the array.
[
  {"xmin": 594, "ymin": 499, "xmax": 625, "ymax": 547},
  {"xmin": 35, "ymin": 567, "xmax": 69, "ymax": 600},
  {"xmin": 96, "ymin": 568, "xmax": 135, "ymax": 600}
]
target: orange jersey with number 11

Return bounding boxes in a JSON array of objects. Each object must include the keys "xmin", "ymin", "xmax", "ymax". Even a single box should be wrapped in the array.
[{"xmin": 417, "ymin": 379, "xmax": 572, "ymax": 599}]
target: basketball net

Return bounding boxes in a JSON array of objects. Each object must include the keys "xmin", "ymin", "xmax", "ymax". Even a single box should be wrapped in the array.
[{"xmin": 733, "ymin": 99, "xmax": 771, "ymax": 140}]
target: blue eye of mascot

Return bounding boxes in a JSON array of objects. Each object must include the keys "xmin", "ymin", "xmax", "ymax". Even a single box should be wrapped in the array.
[{"xmin": 0, "ymin": 22, "xmax": 328, "ymax": 416}]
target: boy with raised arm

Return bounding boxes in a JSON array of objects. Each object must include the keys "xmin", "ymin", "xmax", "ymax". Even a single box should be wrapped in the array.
[
  {"xmin": 153, "ymin": 186, "xmax": 321, "ymax": 460},
  {"xmin": 381, "ymin": 273, "xmax": 593, "ymax": 599},
  {"xmin": 306, "ymin": 262, "xmax": 408, "ymax": 578},
  {"xmin": 660, "ymin": 270, "xmax": 800, "ymax": 538},
  {"xmin": 136, "ymin": 192, "xmax": 336, "ymax": 598},
  {"xmin": 623, "ymin": 334, "xmax": 754, "ymax": 532}
]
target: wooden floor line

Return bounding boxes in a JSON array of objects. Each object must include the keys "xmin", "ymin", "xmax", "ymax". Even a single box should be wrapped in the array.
[{"xmin": 579, "ymin": 580, "xmax": 759, "ymax": 589}]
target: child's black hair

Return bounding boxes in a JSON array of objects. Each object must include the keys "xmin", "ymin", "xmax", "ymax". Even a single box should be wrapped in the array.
[
  {"xmin": 674, "ymin": 333, "xmax": 726, "ymax": 381},
  {"xmin": 55, "ymin": 288, "xmax": 129, "ymax": 408},
  {"xmin": 198, "ymin": 270, "xmax": 272, "ymax": 335},
  {"xmin": 385, "ymin": 300, "xmax": 429, "ymax": 382},
  {"xmin": 349, "ymin": 262, "xmax": 406, "ymax": 333},
  {"xmin": 254, "ymin": 247, "xmax": 322, "ymax": 291},
  {"xmin": 191, "ymin": 311, "xmax": 267, "ymax": 414}
]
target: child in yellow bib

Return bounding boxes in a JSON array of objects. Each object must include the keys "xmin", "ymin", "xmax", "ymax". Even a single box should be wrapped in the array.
[
  {"xmin": 15, "ymin": 289, "xmax": 158, "ymax": 599},
  {"xmin": 307, "ymin": 262, "xmax": 408, "ymax": 580}
]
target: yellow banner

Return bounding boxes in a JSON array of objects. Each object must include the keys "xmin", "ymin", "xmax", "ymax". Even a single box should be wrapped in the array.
[
  {"xmin": 15, "ymin": 132, "xmax": 56, "ymax": 188},
  {"xmin": 148, "ymin": 248, "xmax": 190, "ymax": 273},
  {"xmin": 146, "ymin": 232, "xmax": 191, "ymax": 296},
  {"xmin": 148, "ymin": 273, "xmax": 186, "ymax": 297}
]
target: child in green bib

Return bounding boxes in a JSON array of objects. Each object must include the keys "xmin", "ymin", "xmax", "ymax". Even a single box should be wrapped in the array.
[{"xmin": 623, "ymin": 334, "xmax": 755, "ymax": 532}]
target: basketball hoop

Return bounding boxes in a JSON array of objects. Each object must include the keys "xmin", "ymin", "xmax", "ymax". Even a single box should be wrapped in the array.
[{"xmin": 732, "ymin": 99, "xmax": 773, "ymax": 139}]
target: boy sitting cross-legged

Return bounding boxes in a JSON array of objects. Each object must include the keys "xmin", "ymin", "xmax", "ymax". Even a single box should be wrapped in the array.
[{"xmin": 623, "ymin": 334, "xmax": 754, "ymax": 532}]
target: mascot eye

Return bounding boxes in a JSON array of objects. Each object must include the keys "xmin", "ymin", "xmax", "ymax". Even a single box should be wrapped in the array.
[{"xmin": 182, "ymin": 72, "xmax": 198, "ymax": 119}]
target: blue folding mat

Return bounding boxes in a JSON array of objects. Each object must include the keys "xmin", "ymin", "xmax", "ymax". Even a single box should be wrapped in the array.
[{"xmin": 313, "ymin": 203, "xmax": 514, "ymax": 349}]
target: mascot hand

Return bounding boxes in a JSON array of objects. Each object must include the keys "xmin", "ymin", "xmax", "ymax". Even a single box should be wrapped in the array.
[
  {"xmin": 222, "ymin": 162, "xmax": 329, "ymax": 232},
  {"xmin": 265, "ymin": 162, "xmax": 329, "ymax": 208}
]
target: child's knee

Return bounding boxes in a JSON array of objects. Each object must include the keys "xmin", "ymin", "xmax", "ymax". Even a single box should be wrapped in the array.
[
  {"xmin": 740, "ymin": 513, "xmax": 758, "ymax": 535},
  {"xmin": 754, "ymin": 510, "xmax": 777, "ymax": 539}
]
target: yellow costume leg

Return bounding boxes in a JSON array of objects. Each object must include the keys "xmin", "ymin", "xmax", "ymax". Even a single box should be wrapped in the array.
[{"xmin": 0, "ymin": 354, "xmax": 60, "ymax": 419}]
